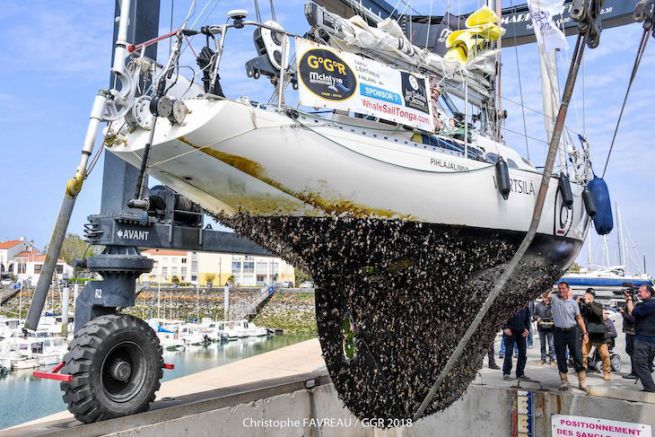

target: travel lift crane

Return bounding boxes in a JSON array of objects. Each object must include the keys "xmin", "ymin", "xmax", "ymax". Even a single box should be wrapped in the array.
[
  {"xmin": 24, "ymin": 0, "xmax": 651, "ymax": 424},
  {"xmin": 25, "ymin": 0, "xmax": 269, "ymax": 423}
]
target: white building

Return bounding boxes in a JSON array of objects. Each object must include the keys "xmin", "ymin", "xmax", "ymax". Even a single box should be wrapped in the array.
[
  {"xmin": 10, "ymin": 250, "xmax": 73, "ymax": 285},
  {"xmin": 141, "ymin": 249, "xmax": 295, "ymax": 287},
  {"xmin": 0, "ymin": 239, "xmax": 28, "ymax": 273}
]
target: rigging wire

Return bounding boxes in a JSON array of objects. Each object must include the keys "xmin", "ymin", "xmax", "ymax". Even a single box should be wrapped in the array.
[
  {"xmin": 169, "ymin": 0, "xmax": 175, "ymax": 55},
  {"xmin": 190, "ymin": 0, "xmax": 220, "ymax": 28},
  {"xmin": 581, "ymin": 55, "xmax": 586, "ymax": 136},
  {"xmin": 180, "ymin": 0, "xmax": 197, "ymax": 29},
  {"xmin": 389, "ymin": 0, "xmax": 403, "ymax": 17},
  {"xmin": 541, "ymin": 47, "xmax": 567, "ymax": 172},
  {"xmin": 623, "ymin": 224, "xmax": 644, "ymax": 274},
  {"xmin": 172, "ymin": 0, "xmax": 222, "ymax": 92},
  {"xmin": 513, "ymin": 47, "xmax": 530, "ymax": 159},
  {"xmin": 551, "ymin": 14, "xmax": 581, "ymax": 175},
  {"xmin": 601, "ymin": 29, "xmax": 650, "ymax": 178},
  {"xmin": 557, "ymin": 37, "xmax": 583, "ymax": 137},
  {"xmin": 86, "ymin": 122, "xmax": 120, "ymax": 176},
  {"xmin": 502, "ymin": 126, "xmax": 549, "ymax": 146},
  {"xmin": 398, "ymin": 0, "xmax": 420, "ymax": 16},
  {"xmin": 397, "ymin": 0, "xmax": 416, "ymax": 18},
  {"xmin": 509, "ymin": 0, "xmax": 530, "ymax": 160},
  {"xmin": 493, "ymin": 0, "xmax": 503, "ymax": 142},
  {"xmin": 253, "ymin": 0, "xmax": 262, "ymax": 22},
  {"xmin": 499, "ymin": 95, "xmax": 582, "ymax": 148},
  {"xmin": 424, "ymin": 0, "xmax": 434, "ymax": 49}
]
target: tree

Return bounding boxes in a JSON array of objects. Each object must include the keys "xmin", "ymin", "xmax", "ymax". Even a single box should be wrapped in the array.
[
  {"xmin": 568, "ymin": 262, "xmax": 582, "ymax": 273},
  {"xmin": 171, "ymin": 275, "xmax": 180, "ymax": 286},
  {"xmin": 60, "ymin": 234, "xmax": 89, "ymax": 265},
  {"xmin": 294, "ymin": 268, "xmax": 312, "ymax": 285},
  {"xmin": 204, "ymin": 273, "xmax": 216, "ymax": 289}
]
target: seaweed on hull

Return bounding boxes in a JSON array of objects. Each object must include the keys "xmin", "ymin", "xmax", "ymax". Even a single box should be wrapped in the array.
[{"xmin": 217, "ymin": 213, "xmax": 577, "ymax": 422}]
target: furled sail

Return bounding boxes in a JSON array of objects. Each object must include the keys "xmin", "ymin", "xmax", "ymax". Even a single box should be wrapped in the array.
[{"xmin": 526, "ymin": 0, "xmax": 570, "ymax": 160}]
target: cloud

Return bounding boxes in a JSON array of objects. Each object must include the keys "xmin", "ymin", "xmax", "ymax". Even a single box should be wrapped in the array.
[{"xmin": 0, "ymin": 1, "xmax": 113, "ymax": 82}]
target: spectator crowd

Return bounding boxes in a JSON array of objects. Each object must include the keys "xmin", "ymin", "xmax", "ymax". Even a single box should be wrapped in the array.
[{"xmin": 487, "ymin": 282, "xmax": 655, "ymax": 393}]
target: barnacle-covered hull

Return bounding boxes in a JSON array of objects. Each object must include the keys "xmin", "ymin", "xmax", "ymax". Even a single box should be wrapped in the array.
[{"xmin": 218, "ymin": 214, "xmax": 581, "ymax": 420}]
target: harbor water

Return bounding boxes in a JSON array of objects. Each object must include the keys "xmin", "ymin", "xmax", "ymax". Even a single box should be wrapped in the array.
[{"xmin": 0, "ymin": 334, "xmax": 314, "ymax": 429}]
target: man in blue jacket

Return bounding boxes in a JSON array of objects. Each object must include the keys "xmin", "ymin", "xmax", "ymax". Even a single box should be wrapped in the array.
[
  {"xmin": 625, "ymin": 285, "xmax": 655, "ymax": 392},
  {"xmin": 501, "ymin": 306, "xmax": 531, "ymax": 380}
]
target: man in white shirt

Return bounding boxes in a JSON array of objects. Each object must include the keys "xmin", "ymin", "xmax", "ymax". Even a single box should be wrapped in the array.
[{"xmin": 551, "ymin": 282, "xmax": 589, "ymax": 391}]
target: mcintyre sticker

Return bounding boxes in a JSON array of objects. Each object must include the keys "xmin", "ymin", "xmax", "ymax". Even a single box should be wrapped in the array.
[{"xmin": 299, "ymin": 49, "xmax": 357, "ymax": 101}]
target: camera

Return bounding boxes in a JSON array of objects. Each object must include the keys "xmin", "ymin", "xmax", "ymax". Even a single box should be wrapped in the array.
[{"xmin": 616, "ymin": 284, "xmax": 638, "ymax": 310}]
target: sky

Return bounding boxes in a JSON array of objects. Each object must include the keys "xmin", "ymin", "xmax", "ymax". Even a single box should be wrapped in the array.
[{"xmin": 0, "ymin": 0, "xmax": 653, "ymax": 274}]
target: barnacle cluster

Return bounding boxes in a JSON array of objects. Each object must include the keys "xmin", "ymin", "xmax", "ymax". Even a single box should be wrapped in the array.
[{"xmin": 218, "ymin": 213, "xmax": 573, "ymax": 422}]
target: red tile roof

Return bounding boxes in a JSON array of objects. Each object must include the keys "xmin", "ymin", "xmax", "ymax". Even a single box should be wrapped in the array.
[
  {"xmin": 14, "ymin": 251, "xmax": 65, "ymax": 264},
  {"xmin": 16, "ymin": 250, "xmax": 42, "ymax": 258},
  {"xmin": 24, "ymin": 255, "xmax": 65, "ymax": 263},
  {"xmin": 142, "ymin": 249, "xmax": 188, "ymax": 256},
  {"xmin": 0, "ymin": 240, "xmax": 23, "ymax": 249}
]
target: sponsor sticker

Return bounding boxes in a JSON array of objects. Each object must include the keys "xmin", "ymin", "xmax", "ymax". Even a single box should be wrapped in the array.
[
  {"xmin": 298, "ymin": 48, "xmax": 357, "ymax": 101},
  {"xmin": 296, "ymin": 39, "xmax": 434, "ymax": 131}
]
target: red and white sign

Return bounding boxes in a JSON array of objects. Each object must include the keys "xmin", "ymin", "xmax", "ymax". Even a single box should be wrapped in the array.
[{"xmin": 552, "ymin": 414, "xmax": 651, "ymax": 437}]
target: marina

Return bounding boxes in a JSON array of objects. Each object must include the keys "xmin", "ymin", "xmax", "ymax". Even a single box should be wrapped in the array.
[
  {"xmin": 0, "ymin": 333, "xmax": 313, "ymax": 430},
  {"xmin": 1, "ymin": 0, "xmax": 655, "ymax": 435}
]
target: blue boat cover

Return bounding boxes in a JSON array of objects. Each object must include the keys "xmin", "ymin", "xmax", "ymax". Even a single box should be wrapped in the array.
[
  {"xmin": 588, "ymin": 176, "xmax": 613, "ymax": 235},
  {"xmin": 561, "ymin": 277, "xmax": 653, "ymax": 287}
]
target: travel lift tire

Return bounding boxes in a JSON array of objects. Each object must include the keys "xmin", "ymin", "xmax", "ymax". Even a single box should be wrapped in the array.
[{"xmin": 60, "ymin": 314, "xmax": 163, "ymax": 423}]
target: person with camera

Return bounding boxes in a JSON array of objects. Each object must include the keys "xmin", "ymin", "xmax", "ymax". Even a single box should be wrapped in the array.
[
  {"xmin": 534, "ymin": 291, "xmax": 555, "ymax": 365},
  {"xmin": 619, "ymin": 292, "xmax": 638, "ymax": 380},
  {"xmin": 625, "ymin": 285, "xmax": 655, "ymax": 392},
  {"xmin": 578, "ymin": 288, "xmax": 611, "ymax": 381},
  {"xmin": 551, "ymin": 282, "xmax": 588, "ymax": 391},
  {"xmin": 501, "ymin": 305, "xmax": 531, "ymax": 381}
]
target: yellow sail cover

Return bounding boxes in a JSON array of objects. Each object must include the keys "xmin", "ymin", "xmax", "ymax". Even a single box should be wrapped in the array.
[{"xmin": 445, "ymin": 6, "xmax": 505, "ymax": 65}]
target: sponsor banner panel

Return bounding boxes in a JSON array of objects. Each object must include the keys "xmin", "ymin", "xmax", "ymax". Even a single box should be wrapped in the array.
[{"xmin": 296, "ymin": 38, "xmax": 434, "ymax": 131}]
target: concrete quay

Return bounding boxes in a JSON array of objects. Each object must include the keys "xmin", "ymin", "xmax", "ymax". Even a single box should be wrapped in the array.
[{"xmin": 7, "ymin": 315, "xmax": 655, "ymax": 436}]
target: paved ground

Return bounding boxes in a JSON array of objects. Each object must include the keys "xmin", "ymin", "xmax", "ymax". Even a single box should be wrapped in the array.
[{"xmin": 11, "ymin": 313, "xmax": 655, "ymax": 432}]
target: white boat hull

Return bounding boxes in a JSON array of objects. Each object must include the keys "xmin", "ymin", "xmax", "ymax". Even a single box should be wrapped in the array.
[
  {"xmin": 158, "ymin": 334, "xmax": 186, "ymax": 351},
  {"xmin": 111, "ymin": 98, "xmax": 588, "ymax": 242}
]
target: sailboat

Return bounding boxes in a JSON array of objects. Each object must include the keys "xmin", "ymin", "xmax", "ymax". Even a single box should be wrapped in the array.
[
  {"xmin": 102, "ymin": 0, "xmax": 600, "ymax": 419},
  {"xmin": 31, "ymin": 0, "xmax": 648, "ymax": 424},
  {"xmin": 97, "ymin": 0, "xmax": 611, "ymax": 418}
]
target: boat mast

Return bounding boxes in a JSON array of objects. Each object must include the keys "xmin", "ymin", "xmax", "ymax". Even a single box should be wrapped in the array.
[
  {"xmin": 491, "ymin": 0, "xmax": 503, "ymax": 141},
  {"xmin": 539, "ymin": 49, "xmax": 560, "ymax": 153},
  {"xmin": 602, "ymin": 235, "xmax": 610, "ymax": 267},
  {"xmin": 587, "ymin": 233, "xmax": 593, "ymax": 270},
  {"xmin": 617, "ymin": 203, "xmax": 625, "ymax": 268}
]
